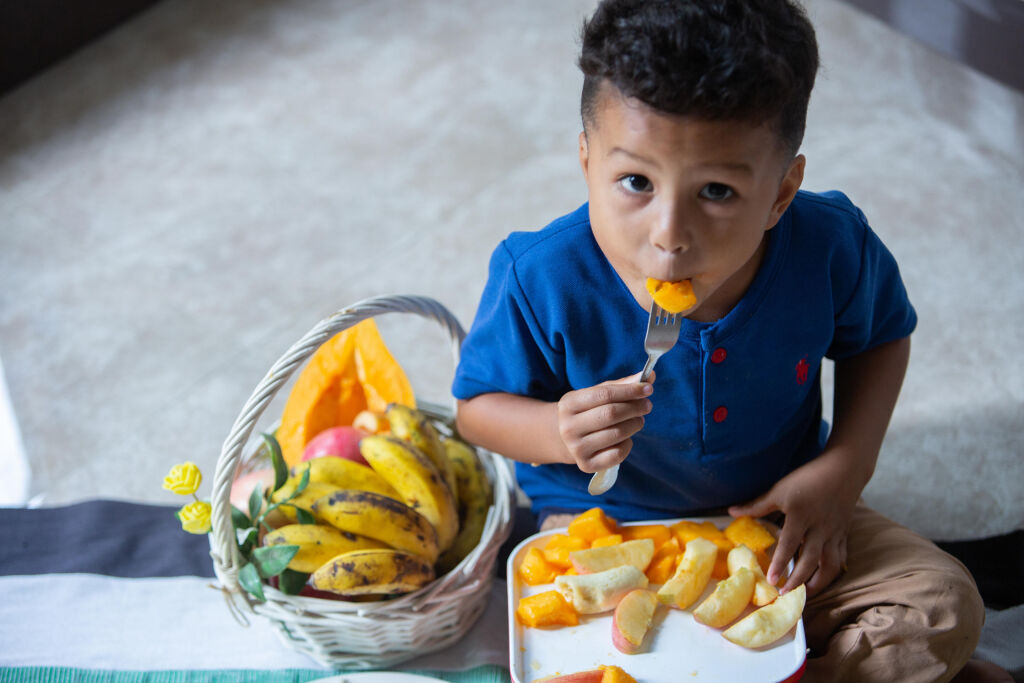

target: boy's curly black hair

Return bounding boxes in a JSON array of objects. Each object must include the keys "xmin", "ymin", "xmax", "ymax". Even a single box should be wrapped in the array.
[{"xmin": 579, "ymin": 0, "xmax": 819, "ymax": 156}]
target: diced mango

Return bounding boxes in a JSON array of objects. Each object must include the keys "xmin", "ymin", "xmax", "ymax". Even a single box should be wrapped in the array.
[
  {"xmin": 724, "ymin": 515, "xmax": 777, "ymax": 553},
  {"xmin": 518, "ymin": 547, "xmax": 559, "ymax": 586},
  {"xmin": 567, "ymin": 507, "xmax": 618, "ymax": 542},
  {"xmin": 600, "ymin": 664, "xmax": 638, "ymax": 683},
  {"xmin": 645, "ymin": 552, "xmax": 678, "ymax": 584},
  {"xmin": 544, "ymin": 533, "xmax": 590, "ymax": 551},
  {"xmin": 620, "ymin": 524, "xmax": 672, "ymax": 547},
  {"xmin": 711, "ymin": 549, "xmax": 731, "ymax": 580},
  {"xmin": 516, "ymin": 590, "xmax": 579, "ymax": 628},
  {"xmin": 591, "ymin": 533, "xmax": 624, "ymax": 548},
  {"xmin": 542, "ymin": 547, "xmax": 574, "ymax": 570},
  {"xmin": 671, "ymin": 519, "xmax": 734, "ymax": 552}
]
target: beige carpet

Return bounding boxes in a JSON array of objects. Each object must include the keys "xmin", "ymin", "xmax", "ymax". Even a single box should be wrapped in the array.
[{"xmin": 1, "ymin": 0, "xmax": 1022, "ymax": 544}]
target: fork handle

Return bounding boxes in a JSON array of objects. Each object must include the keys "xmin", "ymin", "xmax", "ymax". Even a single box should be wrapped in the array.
[
  {"xmin": 639, "ymin": 353, "xmax": 658, "ymax": 383},
  {"xmin": 589, "ymin": 353, "xmax": 658, "ymax": 496}
]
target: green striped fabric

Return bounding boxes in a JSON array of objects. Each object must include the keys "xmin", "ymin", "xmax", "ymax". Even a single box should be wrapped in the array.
[{"xmin": 0, "ymin": 666, "xmax": 510, "ymax": 683}]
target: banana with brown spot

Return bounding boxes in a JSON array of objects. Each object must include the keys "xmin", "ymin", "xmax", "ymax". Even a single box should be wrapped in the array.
[
  {"xmin": 311, "ymin": 489, "xmax": 440, "ymax": 564},
  {"xmin": 310, "ymin": 548, "xmax": 435, "ymax": 596},
  {"xmin": 359, "ymin": 434, "xmax": 459, "ymax": 552},
  {"xmin": 262, "ymin": 523, "xmax": 388, "ymax": 573},
  {"xmin": 290, "ymin": 457, "xmax": 400, "ymax": 500},
  {"xmin": 270, "ymin": 479, "xmax": 340, "ymax": 523},
  {"xmin": 385, "ymin": 403, "xmax": 458, "ymax": 500}
]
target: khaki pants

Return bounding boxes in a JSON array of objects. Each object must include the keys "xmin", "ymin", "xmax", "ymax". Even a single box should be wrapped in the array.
[{"xmin": 802, "ymin": 504, "xmax": 985, "ymax": 683}]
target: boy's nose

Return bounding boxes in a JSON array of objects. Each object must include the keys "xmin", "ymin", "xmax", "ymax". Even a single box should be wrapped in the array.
[{"xmin": 651, "ymin": 204, "xmax": 690, "ymax": 253}]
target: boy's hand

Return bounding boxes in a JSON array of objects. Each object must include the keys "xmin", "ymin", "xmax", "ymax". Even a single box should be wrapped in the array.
[
  {"xmin": 727, "ymin": 446, "xmax": 862, "ymax": 598},
  {"xmin": 557, "ymin": 372, "xmax": 653, "ymax": 474}
]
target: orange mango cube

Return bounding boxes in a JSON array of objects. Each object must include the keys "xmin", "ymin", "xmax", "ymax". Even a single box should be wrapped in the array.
[
  {"xmin": 543, "ymin": 534, "xmax": 589, "ymax": 569},
  {"xmin": 620, "ymin": 524, "xmax": 672, "ymax": 547},
  {"xmin": 671, "ymin": 519, "xmax": 734, "ymax": 552},
  {"xmin": 711, "ymin": 549, "xmax": 731, "ymax": 580},
  {"xmin": 591, "ymin": 533, "xmax": 624, "ymax": 548},
  {"xmin": 645, "ymin": 552, "xmax": 678, "ymax": 584},
  {"xmin": 724, "ymin": 515, "xmax": 777, "ymax": 553},
  {"xmin": 518, "ymin": 547, "xmax": 559, "ymax": 586},
  {"xmin": 516, "ymin": 589, "xmax": 579, "ymax": 628},
  {"xmin": 600, "ymin": 664, "xmax": 638, "ymax": 683},
  {"xmin": 567, "ymin": 507, "xmax": 618, "ymax": 542}
]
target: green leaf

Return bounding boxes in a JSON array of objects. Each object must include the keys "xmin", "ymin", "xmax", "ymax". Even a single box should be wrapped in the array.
[
  {"xmin": 295, "ymin": 507, "xmax": 316, "ymax": 525},
  {"xmin": 239, "ymin": 528, "xmax": 259, "ymax": 558},
  {"xmin": 293, "ymin": 466, "xmax": 310, "ymax": 496},
  {"xmin": 230, "ymin": 504, "xmax": 252, "ymax": 531},
  {"xmin": 251, "ymin": 544, "xmax": 299, "ymax": 578},
  {"xmin": 247, "ymin": 483, "xmax": 264, "ymax": 523},
  {"xmin": 263, "ymin": 432, "xmax": 288, "ymax": 493},
  {"xmin": 278, "ymin": 568, "xmax": 310, "ymax": 595},
  {"xmin": 238, "ymin": 562, "xmax": 266, "ymax": 601}
]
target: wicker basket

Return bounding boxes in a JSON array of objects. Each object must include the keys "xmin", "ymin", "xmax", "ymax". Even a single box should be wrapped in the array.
[{"xmin": 208, "ymin": 295, "xmax": 516, "ymax": 669}]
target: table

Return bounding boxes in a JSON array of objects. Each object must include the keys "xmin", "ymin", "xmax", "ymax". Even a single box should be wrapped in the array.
[{"xmin": 0, "ymin": 501, "xmax": 512, "ymax": 683}]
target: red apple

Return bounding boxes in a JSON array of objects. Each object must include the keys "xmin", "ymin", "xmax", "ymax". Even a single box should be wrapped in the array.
[
  {"xmin": 301, "ymin": 426, "xmax": 370, "ymax": 465},
  {"xmin": 229, "ymin": 468, "xmax": 276, "ymax": 510}
]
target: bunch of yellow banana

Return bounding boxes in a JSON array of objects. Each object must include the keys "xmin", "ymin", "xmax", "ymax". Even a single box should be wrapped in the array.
[
  {"xmin": 358, "ymin": 434, "xmax": 460, "ymax": 552},
  {"xmin": 259, "ymin": 404, "xmax": 494, "ymax": 599}
]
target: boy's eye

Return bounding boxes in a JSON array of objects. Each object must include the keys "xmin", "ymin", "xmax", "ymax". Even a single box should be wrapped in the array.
[
  {"xmin": 619, "ymin": 174, "xmax": 653, "ymax": 194},
  {"xmin": 698, "ymin": 183, "xmax": 734, "ymax": 201}
]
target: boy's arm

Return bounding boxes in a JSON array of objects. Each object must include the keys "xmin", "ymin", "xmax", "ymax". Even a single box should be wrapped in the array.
[
  {"xmin": 729, "ymin": 335, "xmax": 911, "ymax": 596},
  {"xmin": 456, "ymin": 374, "xmax": 653, "ymax": 471}
]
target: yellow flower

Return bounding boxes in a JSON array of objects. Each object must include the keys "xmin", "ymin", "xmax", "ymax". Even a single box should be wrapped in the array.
[
  {"xmin": 178, "ymin": 500, "xmax": 212, "ymax": 534},
  {"xmin": 163, "ymin": 462, "xmax": 202, "ymax": 495}
]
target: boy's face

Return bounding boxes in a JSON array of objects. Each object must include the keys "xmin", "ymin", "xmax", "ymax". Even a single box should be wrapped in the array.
[{"xmin": 579, "ymin": 84, "xmax": 805, "ymax": 322}]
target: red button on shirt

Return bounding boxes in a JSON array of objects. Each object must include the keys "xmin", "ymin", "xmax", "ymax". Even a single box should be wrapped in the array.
[
  {"xmin": 711, "ymin": 348, "xmax": 727, "ymax": 364},
  {"xmin": 713, "ymin": 406, "xmax": 729, "ymax": 423}
]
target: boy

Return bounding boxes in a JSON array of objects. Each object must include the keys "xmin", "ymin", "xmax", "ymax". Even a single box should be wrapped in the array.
[{"xmin": 454, "ymin": 1, "xmax": 990, "ymax": 680}]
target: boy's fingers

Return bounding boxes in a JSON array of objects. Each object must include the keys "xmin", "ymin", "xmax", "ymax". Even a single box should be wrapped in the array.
[
  {"xmin": 608, "ymin": 370, "xmax": 656, "ymax": 385},
  {"xmin": 767, "ymin": 522, "xmax": 803, "ymax": 586},
  {"xmin": 564, "ymin": 382, "xmax": 652, "ymax": 413},
  {"xmin": 584, "ymin": 439, "xmax": 634, "ymax": 472},
  {"xmin": 577, "ymin": 417, "xmax": 645, "ymax": 460},
  {"xmin": 728, "ymin": 492, "xmax": 777, "ymax": 520}
]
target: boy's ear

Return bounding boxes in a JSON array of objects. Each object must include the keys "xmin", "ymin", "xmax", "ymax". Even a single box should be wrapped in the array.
[
  {"xmin": 578, "ymin": 131, "xmax": 590, "ymax": 181},
  {"xmin": 766, "ymin": 154, "xmax": 805, "ymax": 230}
]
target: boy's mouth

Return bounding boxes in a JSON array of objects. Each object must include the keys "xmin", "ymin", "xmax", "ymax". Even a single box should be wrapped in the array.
[{"xmin": 645, "ymin": 277, "xmax": 697, "ymax": 313}]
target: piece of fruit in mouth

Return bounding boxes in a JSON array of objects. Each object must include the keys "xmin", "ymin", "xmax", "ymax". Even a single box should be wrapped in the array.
[{"xmin": 645, "ymin": 278, "xmax": 696, "ymax": 313}]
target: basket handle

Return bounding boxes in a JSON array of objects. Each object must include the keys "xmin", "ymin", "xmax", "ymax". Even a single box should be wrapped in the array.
[{"xmin": 209, "ymin": 295, "xmax": 466, "ymax": 604}]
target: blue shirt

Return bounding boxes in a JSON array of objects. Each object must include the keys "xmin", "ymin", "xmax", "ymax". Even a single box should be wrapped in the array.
[{"xmin": 452, "ymin": 191, "xmax": 917, "ymax": 521}]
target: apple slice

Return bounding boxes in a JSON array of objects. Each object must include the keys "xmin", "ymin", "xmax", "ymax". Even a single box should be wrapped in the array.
[
  {"xmin": 723, "ymin": 583, "xmax": 806, "ymax": 649},
  {"xmin": 727, "ymin": 543, "xmax": 779, "ymax": 606},
  {"xmin": 570, "ymin": 538, "xmax": 656, "ymax": 574},
  {"xmin": 612, "ymin": 589, "xmax": 659, "ymax": 654},
  {"xmin": 692, "ymin": 566, "xmax": 755, "ymax": 628},
  {"xmin": 555, "ymin": 565, "xmax": 648, "ymax": 614},
  {"xmin": 656, "ymin": 537, "xmax": 717, "ymax": 610}
]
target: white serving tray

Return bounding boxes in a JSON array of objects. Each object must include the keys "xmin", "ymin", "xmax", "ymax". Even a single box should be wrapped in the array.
[{"xmin": 507, "ymin": 517, "xmax": 807, "ymax": 683}]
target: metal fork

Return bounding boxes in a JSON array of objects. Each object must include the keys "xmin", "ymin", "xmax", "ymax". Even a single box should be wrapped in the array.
[{"xmin": 587, "ymin": 303, "xmax": 683, "ymax": 495}]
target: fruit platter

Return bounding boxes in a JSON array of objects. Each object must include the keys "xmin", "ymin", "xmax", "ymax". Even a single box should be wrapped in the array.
[{"xmin": 508, "ymin": 509, "xmax": 806, "ymax": 683}]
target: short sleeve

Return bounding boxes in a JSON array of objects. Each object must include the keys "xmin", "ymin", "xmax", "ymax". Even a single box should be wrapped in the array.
[
  {"xmin": 452, "ymin": 242, "xmax": 566, "ymax": 401},
  {"xmin": 828, "ymin": 213, "xmax": 917, "ymax": 360}
]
